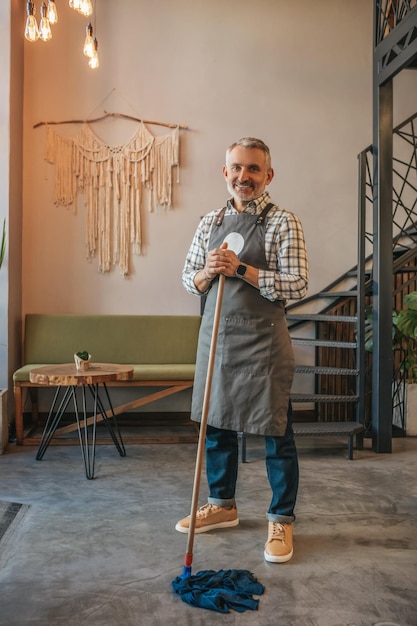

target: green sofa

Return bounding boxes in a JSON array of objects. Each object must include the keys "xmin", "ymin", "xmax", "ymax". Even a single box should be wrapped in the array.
[{"xmin": 13, "ymin": 314, "xmax": 201, "ymax": 444}]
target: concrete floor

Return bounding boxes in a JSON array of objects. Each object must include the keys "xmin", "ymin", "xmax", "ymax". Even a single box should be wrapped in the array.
[{"xmin": 0, "ymin": 433, "xmax": 416, "ymax": 626}]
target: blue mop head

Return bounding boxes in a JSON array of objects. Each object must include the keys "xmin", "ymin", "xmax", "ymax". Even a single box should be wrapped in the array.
[
  {"xmin": 181, "ymin": 565, "xmax": 192, "ymax": 578},
  {"xmin": 172, "ymin": 569, "xmax": 265, "ymax": 613}
]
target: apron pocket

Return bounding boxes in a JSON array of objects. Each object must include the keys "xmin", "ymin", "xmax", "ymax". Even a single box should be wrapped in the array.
[{"xmin": 221, "ymin": 316, "xmax": 274, "ymax": 376}]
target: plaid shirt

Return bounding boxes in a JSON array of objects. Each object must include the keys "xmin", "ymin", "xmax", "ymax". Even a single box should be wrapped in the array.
[{"xmin": 182, "ymin": 191, "xmax": 308, "ymax": 303}]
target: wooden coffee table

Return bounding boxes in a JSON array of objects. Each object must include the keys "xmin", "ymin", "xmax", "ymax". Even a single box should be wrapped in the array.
[{"xmin": 30, "ymin": 363, "xmax": 134, "ymax": 479}]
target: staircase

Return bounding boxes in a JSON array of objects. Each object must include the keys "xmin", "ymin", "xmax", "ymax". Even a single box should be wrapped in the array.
[
  {"xmin": 289, "ymin": 111, "xmax": 417, "ymax": 454},
  {"xmin": 240, "ymin": 110, "xmax": 417, "ymax": 461},
  {"xmin": 286, "ymin": 287, "xmax": 365, "ymax": 460}
]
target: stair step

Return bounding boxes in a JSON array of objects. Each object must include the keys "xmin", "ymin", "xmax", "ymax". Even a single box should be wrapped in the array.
[
  {"xmin": 347, "ymin": 269, "xmax": 372, "ymax": 277},
  {"xmin": 239, "ymin": 421, "xmax": 364, "ymax": 461},
  {"xmin": 395, "ymin": 268, "xmax": 417, "ymax": 274},
  {"xmin": 319, "ymin": 291, "xmax": 358, "ymax": 298},
  {"xmin": 292, "ymin": 338, "xmax": 357, "ymax": 349},
  {"xmin": 291, "ymin": 393, "xmax": 359, "ymax": 402},
  {"xmin": 287, "ymin": 313, "xmax": 357, "ymax": 323},
  {"xmin": 293, "ymin": 421, "xmax": 364, "ymax": 436},
  {"xmin": 295, "ymin": 365, "xmax": 358, "ymax": 375}
]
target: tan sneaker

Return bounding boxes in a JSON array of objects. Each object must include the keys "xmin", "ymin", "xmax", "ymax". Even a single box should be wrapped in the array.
[
  {"xmin": 175, "ymin": 503, "xmax": 239, "ymax": 534},
  {"xmin": 264, "ymin": 522, "xmax": 293, "ymax": 563}
]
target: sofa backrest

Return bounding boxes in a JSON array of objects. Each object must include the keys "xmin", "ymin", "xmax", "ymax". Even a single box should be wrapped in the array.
[{"xmin": 24, "ymin": 314, "xmax": 201, "ymax": 365}]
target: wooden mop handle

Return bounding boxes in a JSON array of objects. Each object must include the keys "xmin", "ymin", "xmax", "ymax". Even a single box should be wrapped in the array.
[{"xmin": 185, "ymin": 274, "xmax": 226, "ymax": 561}]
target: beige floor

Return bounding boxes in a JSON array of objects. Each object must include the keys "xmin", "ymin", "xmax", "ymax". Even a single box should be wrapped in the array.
[{"xmin": 0, "ymin": 433, "xmax": 416, "ymax": 626}]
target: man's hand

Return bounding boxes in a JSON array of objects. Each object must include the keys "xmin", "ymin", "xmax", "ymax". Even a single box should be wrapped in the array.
[
  {"xmin": 204, "ymin": 242, "xmax": 240, "ymax": 279},
  {"xmin": 194, "ymin": 242, "xmax": 259, "ymax": 292}
]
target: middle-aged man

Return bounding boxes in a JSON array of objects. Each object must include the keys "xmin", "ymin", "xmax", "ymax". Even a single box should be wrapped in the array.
[{"xmin": 176, "ymin": 137, "xmax": 309, "ymax": 563}]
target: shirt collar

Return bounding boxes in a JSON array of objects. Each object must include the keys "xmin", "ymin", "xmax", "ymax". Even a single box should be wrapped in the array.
[{"xmin": 226, "ymin": 191, "xmax": 272, "ymax": 214}]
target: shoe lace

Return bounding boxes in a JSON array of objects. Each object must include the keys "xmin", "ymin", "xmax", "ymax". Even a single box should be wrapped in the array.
[
  {"xmin": 270, "ymin": 522, "xmax": 286, "ymax": 541},
  {"xmin": 196, "ymin": 503, "xmax": 218, "ymax": 519}
]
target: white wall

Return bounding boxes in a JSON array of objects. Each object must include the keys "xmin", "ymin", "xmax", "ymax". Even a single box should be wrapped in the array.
[{"xmin": 22, "ymin": 0, "xmax": 417, "ymax": 317}]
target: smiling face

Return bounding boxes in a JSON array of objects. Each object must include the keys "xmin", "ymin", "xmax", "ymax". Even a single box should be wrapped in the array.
[{"xmin": 222, "ymin": 145, "xmax": 274, "ymax": 212}]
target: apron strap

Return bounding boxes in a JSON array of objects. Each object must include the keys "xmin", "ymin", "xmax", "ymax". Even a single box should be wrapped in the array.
[
  {"xmin": 215, "ymin": 207, "xmax": 227, "ymax": 225},
  {"xmin": 255, "ymin": 202, "xmax": 275, "ymax": 224},
  {"xmin": 215, "ymin": 202, "xmax": 275, "ymax": 226}
]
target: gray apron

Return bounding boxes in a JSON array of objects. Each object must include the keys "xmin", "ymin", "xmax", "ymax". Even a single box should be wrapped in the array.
[{"xmin": 191, "ymin": 204, "xmax": 295, "ymax": 436}]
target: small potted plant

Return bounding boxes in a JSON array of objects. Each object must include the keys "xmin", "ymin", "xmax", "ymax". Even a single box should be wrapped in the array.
[{"xmin": 74, "ymin": 350, "xmax": 92, "ymax": 371}]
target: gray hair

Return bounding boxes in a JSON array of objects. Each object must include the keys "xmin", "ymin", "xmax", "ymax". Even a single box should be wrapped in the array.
[{"xmin": 226, "ymin": 137, "xmax": 271, "ymax": 169}]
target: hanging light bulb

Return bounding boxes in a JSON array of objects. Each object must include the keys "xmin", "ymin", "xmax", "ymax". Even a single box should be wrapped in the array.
[
  {"xmin": 88, "ymin": 38, "xmax": 99, "ymax": 69},
  {"xmin": 47, "ymin": 0, "xmax": 58, "ymax": 25},
  {"xmin": 39, "ymin": 2, "xmax": 52, "ymax": 41},
  {"xmin": 83, "ymin": 22, "xmax": 94, "ymax": 57},
  {"xmin": 69, "ymin": 0, "xmax": 81, "ymax": 10},
  {"xmin": 24, "ymin": 1, "xmax": 40, "ymax": 42},
  {"xmin": 78, "ymin": 0, "xmax": 93, "ymax": 17}
]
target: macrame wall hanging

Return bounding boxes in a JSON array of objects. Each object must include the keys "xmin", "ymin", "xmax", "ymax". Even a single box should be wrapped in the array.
[{"xmin": 38, "ymin": 113, "xmax": 185, "ymax": 276}]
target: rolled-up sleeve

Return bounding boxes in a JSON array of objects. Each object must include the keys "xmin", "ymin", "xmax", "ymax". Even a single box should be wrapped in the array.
[
  {"xmin": 259, "ymin": 212, "xmax": 308, "ymax": 302},
  {"xmin": 182, "ymin": 215, "xmax": 213, "ymax": 296}
]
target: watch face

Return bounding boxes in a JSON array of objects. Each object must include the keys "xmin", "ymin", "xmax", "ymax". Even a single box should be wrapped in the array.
[{"xmin": 236, "ymin": 264, "xmax": 247, "ymax": 277}]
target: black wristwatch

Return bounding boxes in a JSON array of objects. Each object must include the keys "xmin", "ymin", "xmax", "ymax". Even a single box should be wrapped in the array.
[{"xmin": 236, "ymin": 263, "xmax": 247, "ymax": 278}]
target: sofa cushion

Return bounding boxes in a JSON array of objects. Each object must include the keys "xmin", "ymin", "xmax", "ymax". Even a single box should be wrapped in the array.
[
  {"xmin": 13, "ymin": 363, "xmax": 197, "ymax": 383},
  {"xmin": 23, "ymin": 314, "xmax": 201, "ymax": 366}
]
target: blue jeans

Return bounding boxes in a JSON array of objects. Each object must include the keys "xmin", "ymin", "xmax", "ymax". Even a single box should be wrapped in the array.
[{"xmin": 205, "ymin": 406, "xmax": 299, "ymax": 524}]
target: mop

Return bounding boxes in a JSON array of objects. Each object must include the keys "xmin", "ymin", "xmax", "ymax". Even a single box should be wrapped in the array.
[{"xmin": 172, "ymin": 270, "xmax": 265, "ymax": 613}]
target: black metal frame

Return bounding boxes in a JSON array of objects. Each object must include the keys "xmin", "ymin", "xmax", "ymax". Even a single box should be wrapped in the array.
[
  {"xmin": 375, "ymin": 0, "xmax": 417, "ymax": 82},
  {"xmin": 372, "ymin": 0, "xmax": 417, "ymax": 452},
  {"xmin": 35, "ymin": 382, "xmax": 126, "ymax": 479}
]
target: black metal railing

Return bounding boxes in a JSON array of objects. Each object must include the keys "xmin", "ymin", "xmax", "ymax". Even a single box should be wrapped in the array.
[
  {"xmin": 361, "ymin": 111, "xmax": 417, "ymax": 259},
  {"xmin": 375, "ymin": 0, "xmax": 417, "ymax": 46}
]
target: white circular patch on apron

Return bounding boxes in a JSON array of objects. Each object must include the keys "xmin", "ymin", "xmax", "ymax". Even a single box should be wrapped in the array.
[{"xmin": 223, "ymin": 232, "xmax": 244, "ymax": 255}]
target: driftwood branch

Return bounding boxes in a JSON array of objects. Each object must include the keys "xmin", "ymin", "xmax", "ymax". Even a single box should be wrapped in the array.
[{"xmin": 33, "ymin": 110, "xmax": 189, "ymax": 130}]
